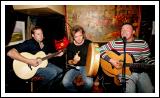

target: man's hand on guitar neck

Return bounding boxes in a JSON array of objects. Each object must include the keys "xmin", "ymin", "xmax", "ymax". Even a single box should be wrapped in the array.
[
  {"xmin": 109, "ymin": 58, "xmax": 120, "ymax": 69},
  {"xmin": 56, "ymin": 50, "xmax": 64, "ymax": 57},
  {"xmin": 47, "ymin": 50, "xmax": 64, "ymax": 57}
]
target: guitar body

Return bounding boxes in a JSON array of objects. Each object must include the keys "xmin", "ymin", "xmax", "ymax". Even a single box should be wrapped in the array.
[
  {"xmin": 13, "ymin": 51, "xmax": 48, "ymax": 80},
  {"xmin": 100, "ymin": 51, "xmax": 133, "ymax": 86}
]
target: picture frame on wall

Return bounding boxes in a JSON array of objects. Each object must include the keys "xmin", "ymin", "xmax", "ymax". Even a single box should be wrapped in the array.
[{"xmin": 8, "ymin": 21, "xmax": 25, "ymax": 46}]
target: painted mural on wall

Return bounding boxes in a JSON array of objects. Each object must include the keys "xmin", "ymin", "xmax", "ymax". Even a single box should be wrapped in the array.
[{"xmin": 66, "ymin": 5, "xmax": 140, "ymax": 42}]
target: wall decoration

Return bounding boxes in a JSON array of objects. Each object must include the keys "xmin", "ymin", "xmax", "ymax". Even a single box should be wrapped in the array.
[
  {"xmin": 66, "ymin": 5, "xmax": 141, "ymax": 42},
  {"xmin": 8, "ymin": 21, "xmax": 25, "ymax": 46}
]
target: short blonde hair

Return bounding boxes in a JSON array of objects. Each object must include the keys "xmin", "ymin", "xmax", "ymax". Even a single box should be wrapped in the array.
[{"xmin": 31, "ymin": 26, "xmax": 43, "ymax": 34}]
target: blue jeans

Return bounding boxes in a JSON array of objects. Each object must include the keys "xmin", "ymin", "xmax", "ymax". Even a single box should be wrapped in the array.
[
  {"xmin": 62, "ymin": 66, "xmax": 93, "ymax": 92},
  {"xmin": 119, "ymin": 72, "xmax": 154, "ymax": 93},
  {"xmin": 36, "ymin": 63, "xmax": 63, "ymax": 88}
]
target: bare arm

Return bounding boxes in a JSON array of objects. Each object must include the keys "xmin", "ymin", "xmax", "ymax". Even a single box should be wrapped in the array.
[
  {"xmin": 7, "ymin": 48, "xmax": 29, "ymax": 63},
  {"xmin": 7, "ymin": 48, "xmax": 39, "ymax": 67}
]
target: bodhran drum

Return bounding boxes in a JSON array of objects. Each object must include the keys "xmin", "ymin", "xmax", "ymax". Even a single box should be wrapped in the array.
[{"xmin": 85, "ymin": 43, "xmax": 100, "ymax": 77}]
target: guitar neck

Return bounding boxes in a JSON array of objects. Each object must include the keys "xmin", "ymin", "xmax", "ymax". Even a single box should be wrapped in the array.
[
  {"xmin": 41, "ymin": 51, "xmax": 61, "ymax": 61},
  {"xmin": 126, "ymin": 63, "xmax": 154, "ymax": 69}
]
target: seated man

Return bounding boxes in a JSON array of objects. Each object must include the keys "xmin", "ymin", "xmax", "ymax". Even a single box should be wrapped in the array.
[
  {"xmin": 99, "ymin": 23, "xmax": 154, "ymax": 93},
  {"xmin": 62, "ymin": 25, "xmax": 93, "ymax": 92},
  {"xmin": 7, "ymin": 26, "xmax": 64, "ymax": 92}
]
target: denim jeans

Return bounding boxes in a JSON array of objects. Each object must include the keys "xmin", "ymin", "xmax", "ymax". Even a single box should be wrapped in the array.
[
  {"xmin": 119, "ymin": 72, "xmax": 154, "ymax": 93},
  {"xmin": 62, "ymin": 66, "xmax": 93, "ymax": 92},
  {"xmin": 36, "ymin": 63, "xmax": 63, "ymax": 91}
]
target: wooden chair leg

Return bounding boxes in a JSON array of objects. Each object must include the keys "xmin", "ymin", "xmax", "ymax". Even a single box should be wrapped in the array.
[
  {"xmin": 31, "ymin": 81, "xmax": 33, "ymax": 93},
  {"xmin": 30, "ymin": 76, "xmax": 44, "ymax": 92}
]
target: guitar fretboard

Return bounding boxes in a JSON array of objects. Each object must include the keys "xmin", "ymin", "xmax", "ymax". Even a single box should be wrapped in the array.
[
  {"xmin": 41, "ymin": 51, "xmax": 61, "ymax": 61},
  {"xmin": 126, "ymin": 63, "xmax": 154, "ymax": 69}
]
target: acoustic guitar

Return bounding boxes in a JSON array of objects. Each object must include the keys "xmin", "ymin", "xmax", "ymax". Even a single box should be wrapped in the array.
[
  {"xmin": 100, "ymin": 51, "xmax": 154, "ymax": 86},
  {"xmin": 13, "ymin": 51, "xmax": 62, "ymax": 80}
]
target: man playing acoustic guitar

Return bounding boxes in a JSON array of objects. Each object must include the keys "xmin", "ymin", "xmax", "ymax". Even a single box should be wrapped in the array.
[
  {"xmin": 99, "ymin": 23, "xmax": 154, "ymax": 93},
  {"xmin": 7, "ymin": 26, "xmax": 64, "ymax": 92}
]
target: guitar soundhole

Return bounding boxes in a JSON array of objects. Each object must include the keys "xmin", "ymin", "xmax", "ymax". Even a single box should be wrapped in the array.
[{"xmin": 28, "ymin": 65, "xmax": 32, "ymax": 70}]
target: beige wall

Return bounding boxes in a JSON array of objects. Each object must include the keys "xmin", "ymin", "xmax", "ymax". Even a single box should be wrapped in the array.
[{"xmin": 13, "ymin": 5, "xmax": 65, "ymax": 15}]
